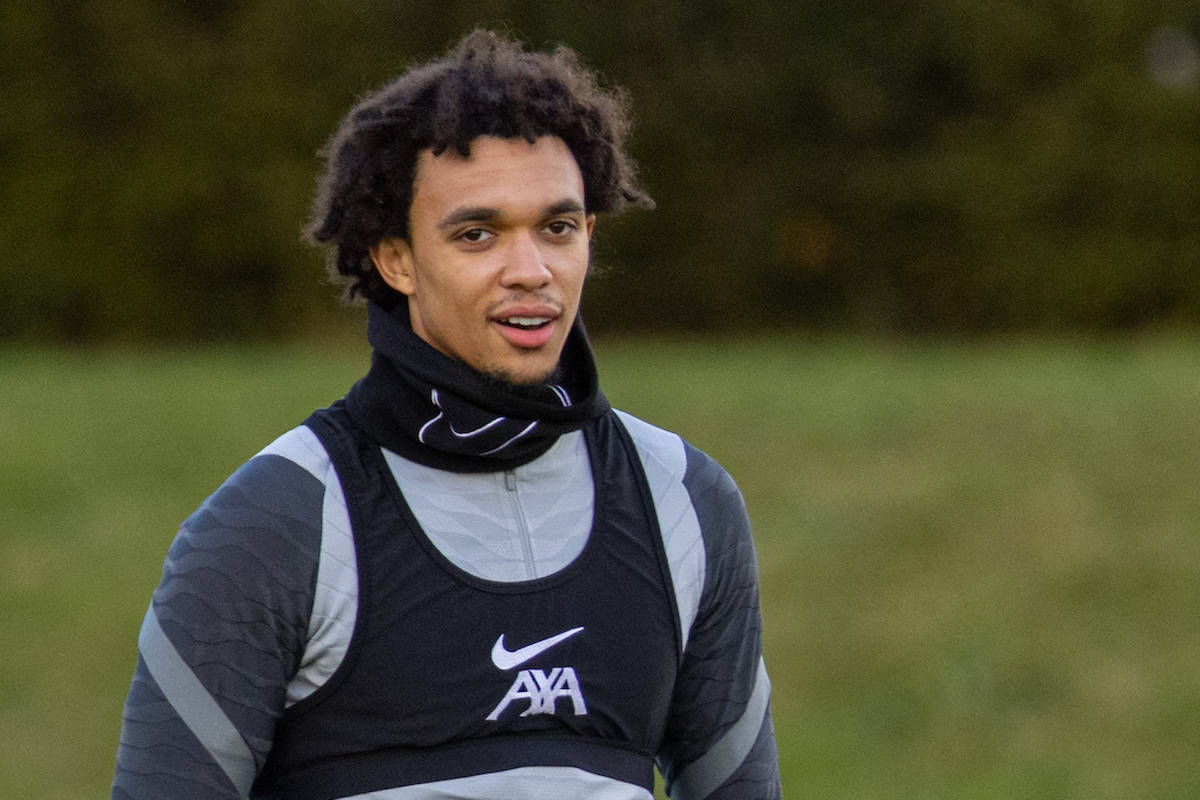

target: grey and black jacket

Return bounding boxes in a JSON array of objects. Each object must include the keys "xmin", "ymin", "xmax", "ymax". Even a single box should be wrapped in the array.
[{"xmin": 112, "ymin": 404, "xmax": 780, "ymax": 800}]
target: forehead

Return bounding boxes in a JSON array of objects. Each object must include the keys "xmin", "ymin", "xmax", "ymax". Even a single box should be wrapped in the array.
[{"xmin": 411, "ymin": 136, "xmax": 585, "ymax": 217}]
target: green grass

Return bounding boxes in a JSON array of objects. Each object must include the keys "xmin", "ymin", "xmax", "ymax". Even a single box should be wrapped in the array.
[{"xmin": 3, "ymin": 334, "xmax": 1199, "ymax": 799}]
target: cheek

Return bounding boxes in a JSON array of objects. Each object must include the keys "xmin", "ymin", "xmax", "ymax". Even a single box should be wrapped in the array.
[
  {"xmin": 416, "ymin": 272, "xmax": 489, "ymax": 333},
  {"xmin": 412, "ymin": 255, "xmax": 475, "ymax": 302},
  {"xmin": 565, "ymin": 254, "xmax": 591, "ymax": 296}
]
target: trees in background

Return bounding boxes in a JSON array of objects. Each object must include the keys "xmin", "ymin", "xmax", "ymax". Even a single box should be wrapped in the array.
[{"xmin": 3, "ymin": 0, "xmax": 1198, "ymax": 340}]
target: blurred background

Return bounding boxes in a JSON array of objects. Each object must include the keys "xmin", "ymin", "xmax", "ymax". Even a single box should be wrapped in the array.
[
  {"xmin": 5, "ymin": 0, "xmax": 1200, "ymax": 341},
  {"xmin": 3, "ymin": 1, "xmax": 1200, "ymax": 798}
]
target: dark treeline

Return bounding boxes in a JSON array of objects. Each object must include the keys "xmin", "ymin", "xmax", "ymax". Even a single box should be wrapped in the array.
[{"xmin": 3, "ymin": 1, "xmax": 1199, "ymax": 341}]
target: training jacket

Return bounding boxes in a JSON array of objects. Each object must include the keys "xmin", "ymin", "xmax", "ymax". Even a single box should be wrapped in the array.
[{"xmin": 111, "ymin": 408, "xmax": 781, "ymax": 800}]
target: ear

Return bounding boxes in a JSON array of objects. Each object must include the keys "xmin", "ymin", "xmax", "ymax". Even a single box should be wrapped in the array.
[
  {"xmin": 369, "ymin": 237, "xmax": 416, "ymax": 296},
  {"xmin": 586, "ymin": 214, "xmax": 596, "ymax": 240}
]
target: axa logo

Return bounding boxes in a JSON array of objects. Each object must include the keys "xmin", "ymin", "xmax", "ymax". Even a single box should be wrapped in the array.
[{"xmin": 486, "ymin": 626, "xmax": 588, "ymax": 721}]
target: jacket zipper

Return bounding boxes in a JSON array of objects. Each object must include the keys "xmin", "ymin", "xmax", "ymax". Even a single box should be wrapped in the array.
[{"xmin": 504, "ymin": 470, "xmax": 537, "ymax": 579}]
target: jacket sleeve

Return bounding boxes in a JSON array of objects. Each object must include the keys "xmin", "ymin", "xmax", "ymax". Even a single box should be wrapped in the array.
[
  {"xmin": 657, "ymin": 443, "xmax": 782, "ymax": 800},
  {"xmin": 111, "ymin": 452, "xmax": 324, "ymax": 800}
]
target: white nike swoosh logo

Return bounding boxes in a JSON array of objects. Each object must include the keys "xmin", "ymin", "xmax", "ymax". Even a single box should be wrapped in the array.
[{"xmin": 491, "ymin": 626, "xmax": 584, "ymax": 670}]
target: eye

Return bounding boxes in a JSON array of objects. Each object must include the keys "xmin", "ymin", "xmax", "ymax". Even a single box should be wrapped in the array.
[
  {"xmin": 543, "ymin": 220, "xmax": 577, "ymax": 237},
  {"xmin": 458, "ymin": 228, "xmax": 494, "ymax": 244}
]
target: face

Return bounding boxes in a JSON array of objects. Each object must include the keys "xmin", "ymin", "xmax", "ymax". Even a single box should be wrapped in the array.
[{"xmin": 370, "ymin": 136, "xmax": 595, "ymax": 386}]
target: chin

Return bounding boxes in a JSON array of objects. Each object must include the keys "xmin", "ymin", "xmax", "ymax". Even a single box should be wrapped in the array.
[{"xmin": 480, "ymin": 362, "xmax": 562, "ymax": 394}]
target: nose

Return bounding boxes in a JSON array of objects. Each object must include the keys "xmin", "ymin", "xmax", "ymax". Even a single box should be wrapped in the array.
[{"xmin": 499, "ymin": 231, "xmax": 552, "ymax": 290}]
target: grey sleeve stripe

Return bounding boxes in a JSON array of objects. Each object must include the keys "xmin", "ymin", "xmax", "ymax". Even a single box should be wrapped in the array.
[
  {"xmin": 286, "ymin": 460, "xmax": 358, "ymax": 706},
  {"xmin": 137, "ymin": 606, "xmax": 257, "ymax": 798},
  {"xmin": 613, "ymin": 410, "xmax": 706, "ymax": 652},
  {"xmin": 257, "ymin": 425, "xmax": 330, "ymax": 483},
  {"xmin": 674, "ymin": 657, "xmax": 772, "ymax": 800}
]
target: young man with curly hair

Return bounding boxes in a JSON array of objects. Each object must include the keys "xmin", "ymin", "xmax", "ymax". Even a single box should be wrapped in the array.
[{"xmin": 112, "ymin": 29, "xmax": 780, "ymax": 800}]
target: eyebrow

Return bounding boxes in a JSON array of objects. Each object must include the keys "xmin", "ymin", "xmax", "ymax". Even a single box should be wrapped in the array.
[
  {"xmin": 436, "ymin": 199, "xmax": 586, "ymax": 230},
  {"xmin": 437, "ymin": 206, "xmax": 499, "ymax": 230}
]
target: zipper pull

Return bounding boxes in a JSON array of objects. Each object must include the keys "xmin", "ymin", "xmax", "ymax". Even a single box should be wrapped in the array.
[{"xmin": 504, "ymin": 470, "xmax": 517, "ymax": 491}]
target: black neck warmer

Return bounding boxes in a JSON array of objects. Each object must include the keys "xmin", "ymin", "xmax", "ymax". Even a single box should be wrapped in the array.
[{"xmin": 343, "ymin": 302, "xmax": 611, "ymax": 473}]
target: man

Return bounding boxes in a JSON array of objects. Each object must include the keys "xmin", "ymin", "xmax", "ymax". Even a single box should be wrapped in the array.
[{"xmin": 112, "ymin": 29, "xmax": 780, "ymax": 800}]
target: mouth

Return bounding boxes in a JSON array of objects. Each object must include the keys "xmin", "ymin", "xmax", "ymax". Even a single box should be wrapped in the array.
[
  {"xmin": 496, "ymin": 315, "xmax": 553, "ymax": 331},
  {"xmin": 491, "ymin": 308, "xmax": 561, "ymax": 349}
]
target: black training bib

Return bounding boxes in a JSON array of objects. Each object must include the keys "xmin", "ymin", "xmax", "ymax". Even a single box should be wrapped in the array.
[{"xmin": 252, "ymin": 404, "xmax": 680, "ymax": 800}]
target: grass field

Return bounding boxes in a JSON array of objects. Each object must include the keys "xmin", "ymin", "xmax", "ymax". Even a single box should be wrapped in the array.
[{"xmin": 2, "ymin": 333, "xmax": 1199, "ymax": 799}]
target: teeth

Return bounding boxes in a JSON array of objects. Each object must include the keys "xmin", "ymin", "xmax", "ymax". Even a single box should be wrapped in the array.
[{"xmin": 504, "ymin": 316, "xmax": 550, "ymax": 328}]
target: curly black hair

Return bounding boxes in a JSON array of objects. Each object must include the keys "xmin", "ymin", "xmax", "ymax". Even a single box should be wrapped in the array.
[{"xmin": 306, "ymin": 28, "xmax": 654, "ymax": 307}]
